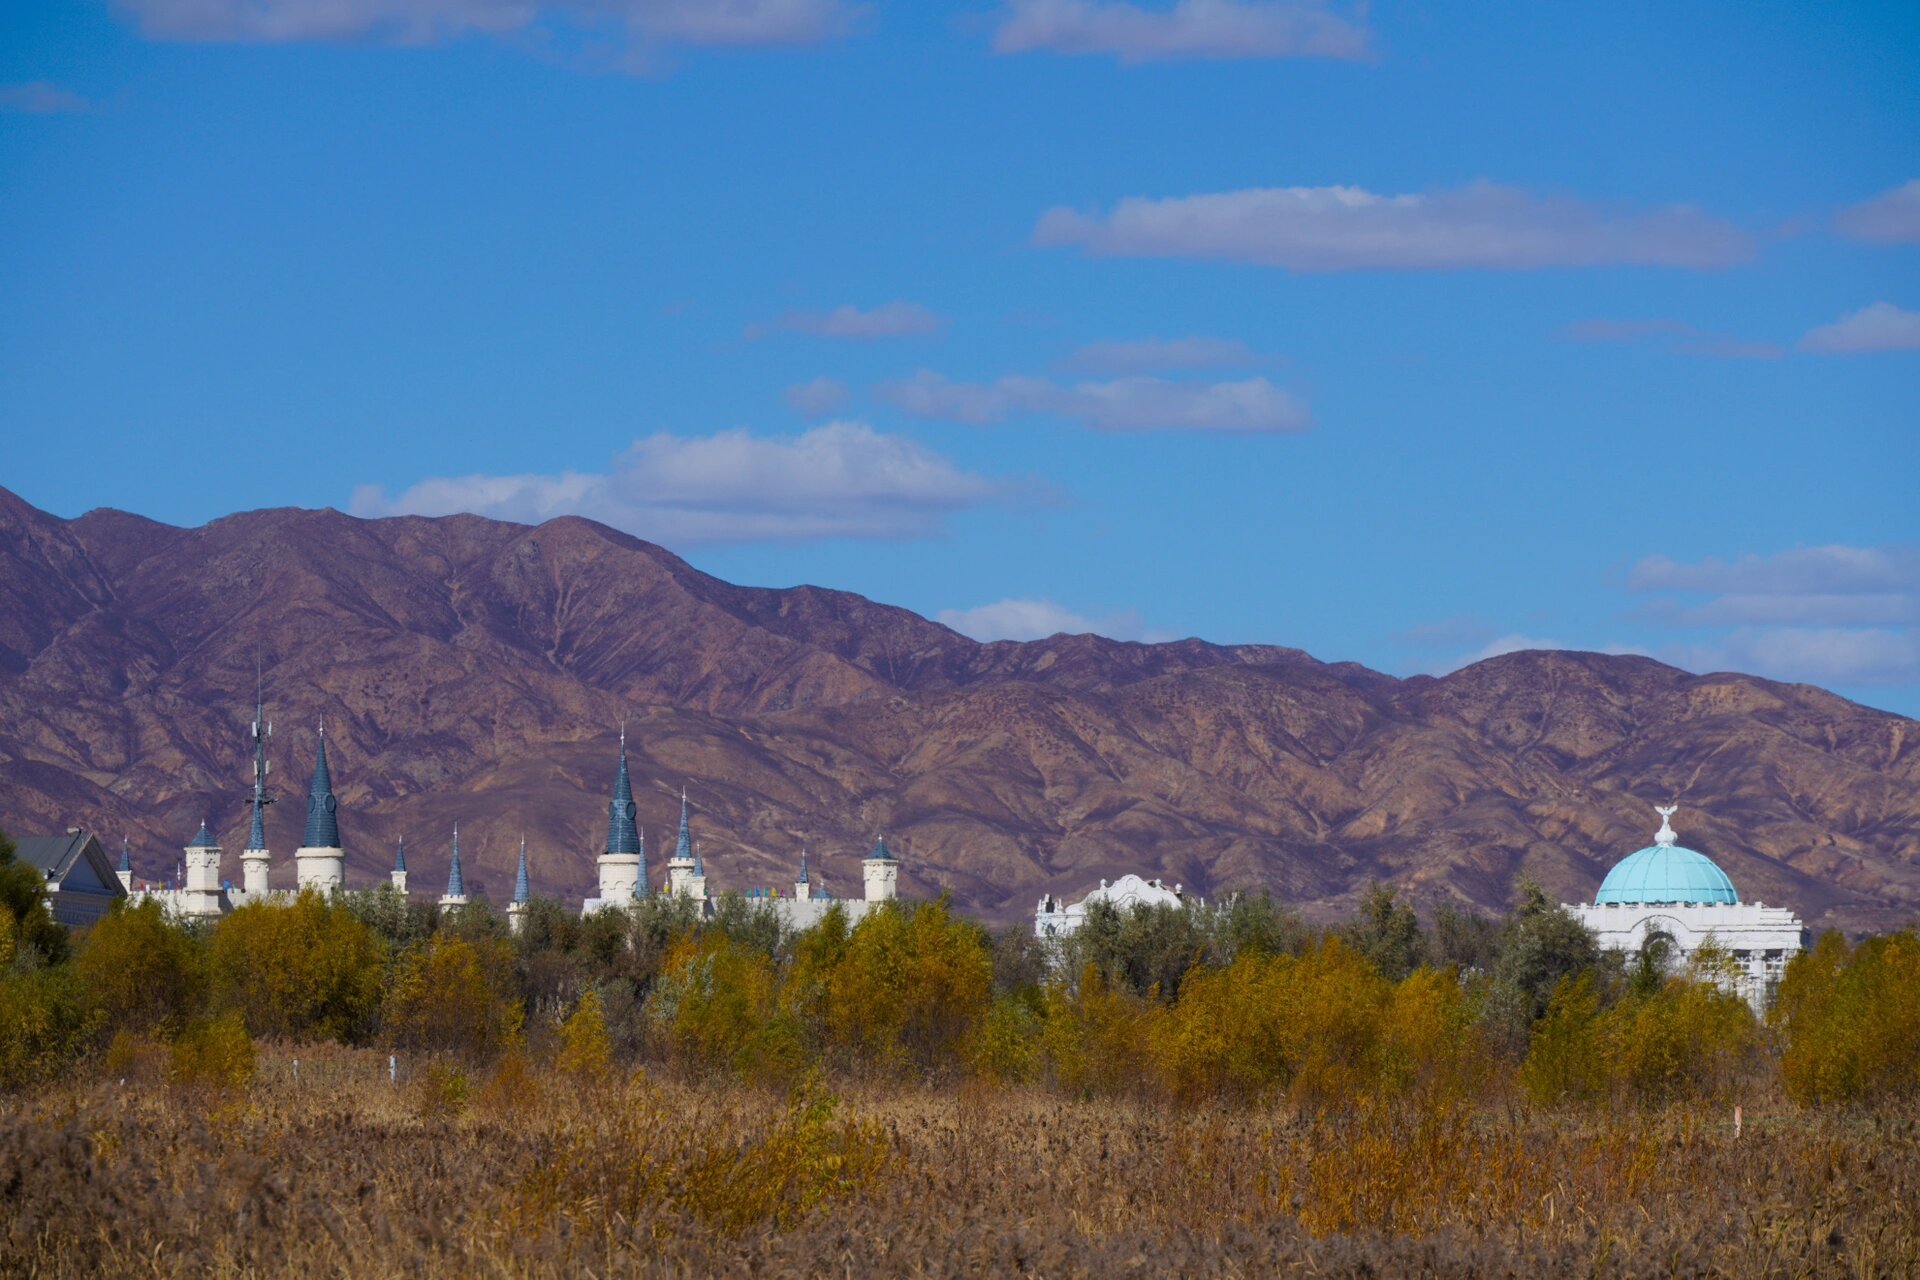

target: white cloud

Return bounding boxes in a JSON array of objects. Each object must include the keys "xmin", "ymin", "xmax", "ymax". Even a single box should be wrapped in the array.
[
  {"xmin": 755, "ymin": 301, "xmax": 946, "ymax": 340},
  {"xmin": 1799, "ymin": 302, "xmax": 1920, "ymax": 355},
  {"xmin": 113, "ymin": 0, "xmax": 858, "ymax": 55},
  {"xmin": 349, "ymin": 421, "xmax": 1004, "ymax": 545},
  {"xmin": 1563, "ymin": 317, "xmax": 1782, "ymax": 360},
  {"xmin": 1835, "ymin": 179, "xmax": 1920, "ymax": 245},
  {"xmin": 1440, "ymin": 635, "xmax": 1649, "ymax": 673},
  {"xmin": 0, "ymin": 82, "xmax": 88, "ymax": 114},
  {"xmin": 993, "ymin": 0, "xmax": 1370, "ymax": 63},
  {"xmin": 1666, "ymin": 629, "xmax": 1920, "ymax": 688},
  {"xmin": 1630, "ymin": 546, "xmax": 1920, "ymax": 688},
  {"xmin": 783, "ymin": 376, "xmax": 851, "ymax": 417},
  {"xmin": 1056, "ymin": 335, "xmax": 1262, "ymax": 373},
  {"xmin": 1035, "ymin": 181, "xmax": 1752, "ymax": 272},
  {"xmin": 875, "ymin": 369, "xmax": 1311, "ymax": 433},
  {"xmin": 1630, "ymin": 546, "xmax": 1920, "ymax": 600},
  {"xmin": 938, "ymin": 597, "xmax": 1155, "ymax": 642}
]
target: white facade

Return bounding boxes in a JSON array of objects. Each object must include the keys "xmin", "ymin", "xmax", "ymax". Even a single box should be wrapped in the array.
[
  {"xmin": 1035, "ymin": 873, "xmax": 1192, "ymax": 939},
  {"xmin": 294, "ymin": 843, "xmax": 346, "ymax": 895},
  {"xmin": 1571, "ymin": 899, "xmax": 1806, "ymax": 1011}
]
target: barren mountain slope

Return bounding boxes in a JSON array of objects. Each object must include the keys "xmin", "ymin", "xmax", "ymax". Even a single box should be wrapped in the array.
[{"xmin": 2, "ymin": 485, "xmax": 1916, "ymax": 931}]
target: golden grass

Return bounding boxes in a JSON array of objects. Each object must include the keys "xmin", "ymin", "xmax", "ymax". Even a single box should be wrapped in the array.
[{"xmin": 3, "ymin": 1043, "xmax": 1916, "ymax": 1278}]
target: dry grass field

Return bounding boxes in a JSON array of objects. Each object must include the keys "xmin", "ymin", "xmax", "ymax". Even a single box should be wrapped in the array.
[{"xmin": 4, "ymin": 1044, "xmax": 1917, "ymax": 1278}]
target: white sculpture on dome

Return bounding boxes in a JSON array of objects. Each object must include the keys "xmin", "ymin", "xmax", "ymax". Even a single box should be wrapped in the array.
[{"xmin": 1654, "ymin": 804, "xmax": 1679, "ymax": 847}]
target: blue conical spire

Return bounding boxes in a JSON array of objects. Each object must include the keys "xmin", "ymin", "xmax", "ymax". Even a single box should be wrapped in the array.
[
  {"xmin": 445, "ymin": 826, "xmax": 465, "ymax": 899},
  {"xmin": 246, "ymin": 680, "xmax": 271, "ymax": 851},
  {"xmin": 675, "ymin": 787, "xmax": 693, "ymax": 863},
  {"xmin": 393, "ymin": 836, "xmax": 407, "ymax": 873},
  {"xmin": 119, "ymin": 837, "xmax": 132, "ymax": 875},
  {"xmin": 605, "ymin": 729, "xmax": 642, "ymax": 856},
  {"xmin": 190, "ymin": 818, "xmax": 218, "ymax": 848},
  {"xmin": 513, "ymin": 835, "xmax": 530, "ymax": 905},
  {"xmin": 866, "ymin": 834, "xmax": 895, "ymax": 862},
  {"xmin": 301, "ymin": 726, "xmax": 340, "ymax": 849},
  {"xmin": 798, "ymin": 847, "xmax": 809, "ymax": 884}
]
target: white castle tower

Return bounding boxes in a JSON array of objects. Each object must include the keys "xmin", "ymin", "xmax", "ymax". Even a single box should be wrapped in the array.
[
  {"xmin": 593, "ymin": 730, "xmax": 646, "ymax": 907},
  {"xmin": 117, "ymin": 838, "xmax": 133, "ymax": 894},
  {"xmin": 181, "ymin": 819, "xmax": 227, "ymax": 919},
  {"xmin": 293, "ymin": 725, "xmax": 346, "ymax": 894},
  {"xmin": 240, "ymin": 690, "xmax": 273, "ymax": 900},
  {"xmin": 863, "ymin": 835, "xmax": 899, "ymax": 904},
  {"xmin": 390, "ymin": 837, "xmax": 408, "ymax": 894},
  {"xmin": 794, "ymin": 848, "xmax": 813, "ymax": 902}
]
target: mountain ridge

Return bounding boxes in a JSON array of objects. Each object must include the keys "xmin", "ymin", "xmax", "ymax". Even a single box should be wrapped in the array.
[{"xmin": 3, "ymin": 484, "xmax": 1916, "ymax": 932}]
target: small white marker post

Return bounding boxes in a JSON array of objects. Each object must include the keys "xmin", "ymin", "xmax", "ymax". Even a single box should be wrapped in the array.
[
  {"xmin": 1734, "ymin": 1104, "xmax": 1743, "ymax": 1140},
  {"xmin": 390, "ymin": 1055, "xmax": 398, "ymax": 1085},
  {"xmin": 292, "ymin": 1058, "xmax": 299, "ymax": 1084}
]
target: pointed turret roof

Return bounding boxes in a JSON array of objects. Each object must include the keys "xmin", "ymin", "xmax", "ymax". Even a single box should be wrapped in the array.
[
  {"xmin": 604, "ymin": 731, "xmax": 642, "ymax": 856},
  {"xmin": 513, "ymin": 836, "xmax": 530, "ymax": 905},
  {"xmin": 866, "ymin": 834, "xmax": 895, "ymax": 862},
  {"xmin": 798, "ymin": 848, "xmax": 810, "ymax": 884},
  {"xmin": 119, "ymin": 838, "xmax": 132, "ymax": 875},
  {"xmin": 393, "ymin": 836, "xmax": 407, "ymax": 873},
  {"xmin": 445, "ymin": 827, "xmax": 465, "ymax": 899},
  {"xmin": 674, "ymin": 787, "xmax": 694, "ymax": 863},
  {"xmin": 189, "ymin": 818, "xmax": 218, "ymax": 849},
  {"xmin": 301, "ymin": 727, "xmax": 341, "ymax": 849}
]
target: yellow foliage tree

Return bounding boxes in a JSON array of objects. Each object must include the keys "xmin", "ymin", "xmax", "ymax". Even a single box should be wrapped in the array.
[
  {"xmin": 1774, "ymin": 930, "xmax": 1920, "ymax": 1104},
  {"xmin": 76, "ymin": 899, "xmax": 202, "ymax": 1038},
  {"xmin": 1521, "ymin": 973, "xmax": 1606, "ymax": 1107},
  {"xmin": 556, "ymin": 988, "xmax": 612, "ymax": 1082},
  {"xmin": 207, "ymin": 891, "xmax": 386, "ymax": 1042},
  {"xmin": 824, "ymin": 900, "xmax": 991, "ymax": 1072},
  {"xmin": 657, "ymin": 932, "xmax": 801, "ymax": 1082},
  {"xmin": 382, "ymin": 932, "xmax": 523, "ymax": 1062}
]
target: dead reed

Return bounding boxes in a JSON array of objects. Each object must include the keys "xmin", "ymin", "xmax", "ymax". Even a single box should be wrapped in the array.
[{"xmin": 2, "ymin": 1044, "xmax": 1916, "ymax": 1278}]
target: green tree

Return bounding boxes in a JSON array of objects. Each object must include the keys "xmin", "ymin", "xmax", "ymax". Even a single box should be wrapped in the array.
[
  {"xmin": 1342, "ymin": 884, "xmax": 1423, "ymax": 983},
  {"xmin": 0, "ymin": 827, "xmax": 68, "ymax": 967}
]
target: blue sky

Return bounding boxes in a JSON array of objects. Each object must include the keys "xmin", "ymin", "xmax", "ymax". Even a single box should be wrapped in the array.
[{"xmin": 3, "ymin": 0, "xmax": 1917, "ymax": 714}]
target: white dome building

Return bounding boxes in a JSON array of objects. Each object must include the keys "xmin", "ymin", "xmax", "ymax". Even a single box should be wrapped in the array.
[
  {"xmin": 1034, "ymin": 873, "xmax": 1193, "ymax": 940},
  {"xmin": 1568, "ymin": 806, "xmax": 1806, "ymax": 1012}
]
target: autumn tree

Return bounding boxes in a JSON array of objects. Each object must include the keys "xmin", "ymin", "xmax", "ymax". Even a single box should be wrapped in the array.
[
  {"xmin": 382, "ymin": 930, "xmax": 523, "ymax": 1062},
  {"xmin": 75, "ymin": 898, "xmax": 203, "ymax": 1038},
  {"xmin": 207, "ymin": 891, "xmax": 387, "ymax": 1042}
]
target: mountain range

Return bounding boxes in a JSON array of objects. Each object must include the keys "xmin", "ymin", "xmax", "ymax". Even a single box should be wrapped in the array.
[{"xmin": 2, "ymin": 484, "xmax": 1916, "ymax": 933}]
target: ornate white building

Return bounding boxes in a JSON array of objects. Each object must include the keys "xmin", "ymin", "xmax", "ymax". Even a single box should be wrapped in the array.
[
  {"xmin": 1568, "ymin": 805, "xmax": 1806, "ymax": 1012},
  {"xmin": 1034, "ymin": 873, "xmax": 1194, "ymax": 939}
]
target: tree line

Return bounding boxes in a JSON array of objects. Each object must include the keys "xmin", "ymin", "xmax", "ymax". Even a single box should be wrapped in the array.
[{"xmin": 2, "ymin": 829, "xmax": 1915, "ymax": 1108}]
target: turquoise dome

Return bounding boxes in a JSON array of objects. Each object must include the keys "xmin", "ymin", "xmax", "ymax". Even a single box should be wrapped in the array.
[{"xmin": 1595, "ymin": 843, "xmax": 1738, "ymax": 906}]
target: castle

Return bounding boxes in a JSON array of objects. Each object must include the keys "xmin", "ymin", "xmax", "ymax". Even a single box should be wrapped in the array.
[{"xmin": 108, "ymin": 702, "xmax": 902, "ymax": 931}]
